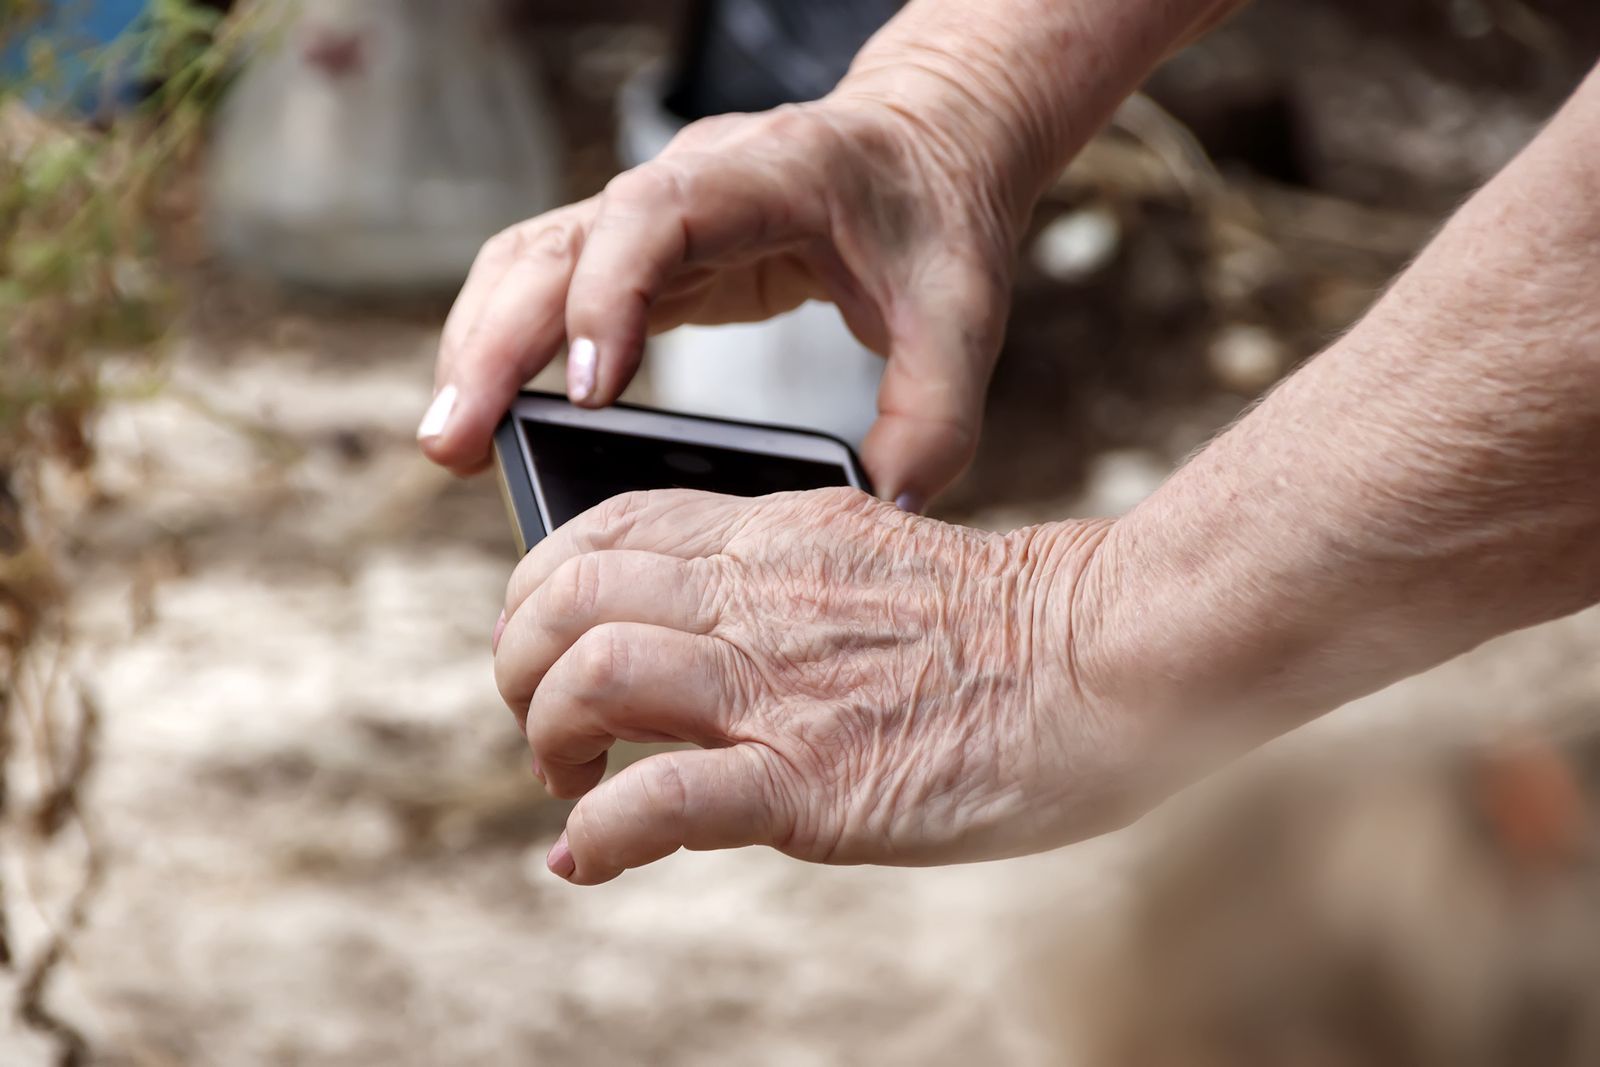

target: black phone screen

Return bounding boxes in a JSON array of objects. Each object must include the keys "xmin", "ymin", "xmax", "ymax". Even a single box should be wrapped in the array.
[{"xmin": 522, "ymin": 419, "xmax": 853, "ymax": 529}]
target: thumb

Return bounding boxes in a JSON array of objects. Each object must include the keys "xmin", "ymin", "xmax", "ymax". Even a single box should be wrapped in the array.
[
  {"xmin": 550, "ymin": 746, "xmax": 790, "ymax": 885},
  {"xmin": 860, "ymin": 278, "xmax": 1005, "ymax": 511}
]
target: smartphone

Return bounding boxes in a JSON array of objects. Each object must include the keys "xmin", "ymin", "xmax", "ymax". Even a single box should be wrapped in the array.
[{"xmin": 493, "ymin": 392, "xmax": 873, "ymax": 553}]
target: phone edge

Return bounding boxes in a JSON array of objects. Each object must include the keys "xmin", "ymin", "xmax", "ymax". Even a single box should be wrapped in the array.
[
  {"xmin": 509, "ymin": 390, "xmax": 876, "ymax": 496},
  {"xmin": 493, "ymin": 416, "xmax": 549, "ymax": 555}
]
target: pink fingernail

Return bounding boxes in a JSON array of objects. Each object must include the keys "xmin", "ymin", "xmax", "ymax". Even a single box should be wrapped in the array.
[
  {"xmin": 530, "ymin": 753, "xmax": 545, "ymax": 782},
  {"xmin": 567, "ymin": 338, "xmax": 597, "ymax": 403},
  {"xmin": 492, "ymin": 610, "xmax": 506, "ymax": 653},
  {"xmin": 547, "ymin": 832, "xmax": 575, "ymax": 879},
  {"xmin": 417, "ymin": 384, "xmax": 457, "ymax": 440},
  {"xmin": 895, "ymin": 492, "xmax": 925, "ymax": 515}
]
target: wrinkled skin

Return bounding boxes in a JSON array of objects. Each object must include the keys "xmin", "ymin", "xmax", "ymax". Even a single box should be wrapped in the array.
[
  {"xmin": 421, "ymin": 99, "xmax": 1018, "ymax": 507},
  {"xmin": 493, "ymin": 488, "xmax": 1133, "ymax": 885},
  {"xmin": 429, "ymin": 5, "xmax": 1600, "ymax": 891}
]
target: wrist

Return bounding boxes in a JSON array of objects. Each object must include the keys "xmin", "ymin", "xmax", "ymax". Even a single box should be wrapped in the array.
[
  {"xmin": 830, "ymin": 0, "xmax": 1240, "ymax": 224},
  {"xmin": 829, "ymin": 50, "xmax": 1068, "ymax": 230},
  {"xmin": 1048, "ymin": 57, "xmax": 1600, "ymax": 796},
  {"xmin": 1074, "ymin": 322, "xmax": 1600, "ymax": 739},
  {"xmin": 1059, "ymin": 344, "xmax": 1429, "ymax": 741},
  {"xmin": 1072, "ymin": 510, "xmax": 1312, "ymax": 730},
  {"xmin": 1023, "ymin": 516, "xmax": 1227, "ymax": 833}
]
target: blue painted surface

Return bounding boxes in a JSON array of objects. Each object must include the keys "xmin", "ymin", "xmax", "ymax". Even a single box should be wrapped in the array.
[{"xmin": 2, "ymin": 0, "xmax": 150, "ymax": 114}]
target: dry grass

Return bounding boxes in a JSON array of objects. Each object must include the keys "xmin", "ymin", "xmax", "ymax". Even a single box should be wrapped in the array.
[{"xmin": 1, "ymin": 5, "xmax": 240, "ymax": 1062}]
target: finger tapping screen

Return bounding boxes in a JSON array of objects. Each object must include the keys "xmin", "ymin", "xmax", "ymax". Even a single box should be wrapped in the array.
[{"xmin": 522, "ymin": 419, "xmax": 852, "ymax": 529}]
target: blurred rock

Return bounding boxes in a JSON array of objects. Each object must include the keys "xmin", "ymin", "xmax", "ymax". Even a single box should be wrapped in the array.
[
  {"xmin": 1081, "ymin": 450, "xmax": 1170, "ymax": 517},
  {"xmin": 1208, "ymin": 323, "xmax": 1286, "ymax": 394},
  {"xmin": 1031, "ymin": 206, "xmax": 1122, "ymax": 284},
  {"xmin": 1046, "ymin": 730, "xmax": 1600, "ymax": 1067}
]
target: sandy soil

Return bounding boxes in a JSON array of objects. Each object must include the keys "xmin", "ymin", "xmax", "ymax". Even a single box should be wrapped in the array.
[
  {"xmin": 0, "ymin": 313, "xmax": 1124, "ymax": 1066},
  {"xmin": 3, "ymin": 301, "xmax": 1596, "ymax": 1066},
  {"xmin": 6, "ymin": 4, "xmax": 1600, "ymax": 1057}
]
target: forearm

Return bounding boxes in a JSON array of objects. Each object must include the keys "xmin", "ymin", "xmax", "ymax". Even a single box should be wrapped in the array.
[
  {"xmin": 1085, "ymin": 64, "xmax": 1600, "ymax": 733},
  {"xmin": 831, "ymin": 0, "xmax": 1244, "ymax": 224}
]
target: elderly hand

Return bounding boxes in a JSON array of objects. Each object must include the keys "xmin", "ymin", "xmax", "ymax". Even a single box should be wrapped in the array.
[
  {"xmin": 419, "ymin": 92, "xmax": 1023, "ymax": 509},
  {"xmin": 491, "ymin": 487, "xmax": 1139, "ymax": 884},
  {"xmin": 418, "ymin": 0, "xmax": 1246, "ymax": 504}
]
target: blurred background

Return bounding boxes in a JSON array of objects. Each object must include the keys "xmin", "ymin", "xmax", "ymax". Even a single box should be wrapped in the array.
[{"xmin": 4, "ymin": 1, "xmax": 1600, "ymax": 1064}]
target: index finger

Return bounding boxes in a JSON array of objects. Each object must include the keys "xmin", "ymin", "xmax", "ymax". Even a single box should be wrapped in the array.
[
  {"xmin": 504, "ymin": 489, "xmax": 751, "ymax": 618},
  {"xmin": 420, "ymin": 202, "xmax": 595, "ymax": 474},
  {"xmin": 563, "ymin": 140, "xmax": 830, "ymax": 407}
]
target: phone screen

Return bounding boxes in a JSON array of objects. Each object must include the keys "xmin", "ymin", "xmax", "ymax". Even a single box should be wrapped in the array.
[{"xmin": 522, "ymin": 419, "xmax": 853, "ymax": 528}]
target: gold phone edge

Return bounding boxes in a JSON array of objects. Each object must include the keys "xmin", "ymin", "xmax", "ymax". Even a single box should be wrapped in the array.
[{"xmin": 493, "ymin": 448, "xmax": 528, "ymax": 556}]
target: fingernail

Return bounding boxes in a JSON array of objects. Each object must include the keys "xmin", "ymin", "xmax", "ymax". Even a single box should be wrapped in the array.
[
  {"xmin": 492, "ymin": 610, "xmax": 506, "ymax": 653},
  {"xmin": 567, "ymin": 338, "xmax": 597, "ymax": 403},
  {"xmin": 530, "ymin": 753, "xmax": 545, "ymax": 782},
  {"xmin": 417, "ymin": 384, "xmax": 457, "ymax": 440},
  {"xmin": 547, "ymin": 832, "xmax": 575, "ymax": 879},
  {"xmin": 895, "ymin": 492, "xmax": 925, "ymax": 515}
]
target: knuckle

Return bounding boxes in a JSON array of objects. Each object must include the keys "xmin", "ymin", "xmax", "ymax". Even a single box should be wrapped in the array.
[
  {"xmin": 685, "ymin": 557, "xmax": 728, "ymax": 633},
  {"xmin": 480, "ymin": 224, "xmax": 523, "ymax": 262},
  {"xmin": 527, "ymin": 221, "xmax": 581, "ymax": 263},
  {"xmin": 567, "ymin": 624, "xmax": 629, "ymax": 700},
  {"xmin": 810, "ymin": 485, "xmax": 874, "ymax": 517},
  {"xmin": 817, "ymin": 484, "xmax": 863, "ymax": 506},
  {"xmin": 484, "ymin": 218, "xmax": 584, "ymax": 270},
  {"xmin": 638, "ymin": 759, "xmax": 690, "ymax": 824},
  {"xmin": 758, "ymin": 103, "xmax": 813, "ymax": 142},
  {"xmin": 670, "ymin": 113, "xmax": 733, "ymax": 149},
  {"xmin": 581, "ymin": 490, "xmax": 652, "ymax": 550},
  {"xmin": 605, "ymin": 162, "xmax": 690, "ymax": 211},
  {"xmin": 545, "ymin": 554, "xmax": 603, "ymax": 623}
]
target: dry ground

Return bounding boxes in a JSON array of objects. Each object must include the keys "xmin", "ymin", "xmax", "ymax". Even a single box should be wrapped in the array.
[
  {"xmin": 2, "ymin": 299, "xmax": 1597, "ymax": 1065},
  {"xmin": 7, "ymin": 2, "xmax": 1600, "ymax": 1061}
]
